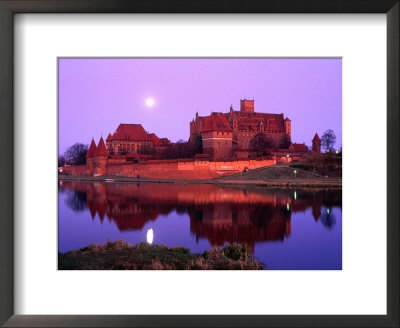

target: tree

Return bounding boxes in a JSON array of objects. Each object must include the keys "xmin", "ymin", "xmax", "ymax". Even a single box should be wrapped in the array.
[
  {"xmin": 58, "ymin": 155, "xmax": 66, "ymax": 167},
  {"xmin": 250, "ymin": 133, "xmax": 276, "ymax": 155},
  {"xmin": 279, "ymin": 134, "xmax": 291, "ymax": 149},
  {"xmin": 304, "ymin": 152, "xmax": 324, "ymax": 174},
  {"xmin": 321, "ymin": 129, "xmax": 336, "ymax": 152},
  {"xmin": 193, "ymin": 135, "xmax": 203, "ymax": 154},
  {"xmin": 64, "ymin": 143, "xmax": 88, "ymax": 165}
]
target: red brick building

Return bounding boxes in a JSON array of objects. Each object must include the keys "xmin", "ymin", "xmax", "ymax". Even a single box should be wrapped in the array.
[
  {"xmin": 190, "ymin": 99, "xmax": 292, "ymax": 159},
  {"xmin": 200, "ymin": 113, "xmax": 233, "ymax": 159},
  {"xmin": 105, "ymin": 123, "xmax": 171, "ymax": 157},
  {"xmin": 288, "ymin": 142, "xmax": 308, "ymax": 154}
]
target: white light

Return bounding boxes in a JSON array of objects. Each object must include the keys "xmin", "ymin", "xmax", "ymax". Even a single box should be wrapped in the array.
[
  {"xmin": 145, "ymin": 98, "xmax": 154, "ymax": 107},
  {"xmin": 147, "ymin": 228, "xmax": 154, "ymax": 244}
]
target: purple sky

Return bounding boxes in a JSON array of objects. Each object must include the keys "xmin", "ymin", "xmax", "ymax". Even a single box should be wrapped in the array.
[{"xmin": 58, "ymin": 58, "xmax": 342, "ymax": 155}]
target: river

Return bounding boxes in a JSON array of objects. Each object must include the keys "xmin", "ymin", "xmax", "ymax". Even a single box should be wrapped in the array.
[{"xmin": 58, "ymin": 180, "xmax": 342, "ymax": 270}]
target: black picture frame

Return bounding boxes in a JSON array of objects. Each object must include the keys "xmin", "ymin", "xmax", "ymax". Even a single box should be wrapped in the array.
[{"xmin": 0, "ymin": 1, "xmax": 398, "ymax": 327}]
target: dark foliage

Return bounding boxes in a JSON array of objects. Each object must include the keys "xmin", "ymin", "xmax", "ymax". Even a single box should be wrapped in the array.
[
  {"xmin": 160, "ymin": 138, "xmax": 202, "ymax": 159},
  {"xmin": 58, "ymin": 155, "xmax": 66, "ymax": 167},
  {"xmin": 65, "ymin": 190, "xmax": 88, "ymax": 212},
  {"xmin": 279, "ymin": 134, "xmax": 292, "ymax": 149},
  {"xmin": 320, "ymin": 207, "xmax": 336, "ymax": 229},
  {"xmin": 250, "ymin": 133, "xmax": 277, "ymax": 155},
  {"xmin": 64, "ymin": 143, "xmax": 88, "ymax": 165},
  {"xmin": 321, "ymin": 129, "xmax": 336, "ymax": 152}
]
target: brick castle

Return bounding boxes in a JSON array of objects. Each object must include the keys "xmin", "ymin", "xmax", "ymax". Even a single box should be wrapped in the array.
[
  {"xmin": 61, "ymin": 99, "xmax": 321, "ymax": 178},
  {"xmin": 189, "ymin": 99, "xmax": 292, "ymax": 159}
]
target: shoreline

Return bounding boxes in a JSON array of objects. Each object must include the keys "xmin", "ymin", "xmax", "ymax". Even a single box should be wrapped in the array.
[
  {"xmin": 58, "ymin": 241, "xmax": 264, "ymax": 270},
  {"xmin": 58, "ymin": 174, "xmax": 342, "ymax": 188}
]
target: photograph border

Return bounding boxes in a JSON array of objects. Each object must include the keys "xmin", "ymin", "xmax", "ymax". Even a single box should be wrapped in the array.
[{"xmin": 0, "ymin": 0, "xmax": 398, "ymax": 327}]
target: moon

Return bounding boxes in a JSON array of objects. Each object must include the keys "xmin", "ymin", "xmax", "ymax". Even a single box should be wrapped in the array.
[{"xmin": 145, "ymin": 98, "xmax": 154, "ymax": 107}]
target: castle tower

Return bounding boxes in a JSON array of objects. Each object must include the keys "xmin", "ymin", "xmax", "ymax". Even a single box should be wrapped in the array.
[
  {"xmin": 312, "ymin": 133, "xmax": 321, "ymax": 153},
  {"xmin": 201, "ymin": 113, "xmax": 233, "ymax": 159},
  {"xmin": 284, "ymin": 117, "xmax": 291, "ymax": 137},
  {"xmin": 105, "ymin": 133, "xmax": 112, "ymax": 153},
  {"xmin": 93, "ymin": 136, "xmax": 109, "ymax": 176},
  {"xmin": 86, "ymin": 138, "xmax": 97, "ymax": 175},
  {"xmin": 240, "ymin": 99, "xmax": 254, "ymax": 113}
]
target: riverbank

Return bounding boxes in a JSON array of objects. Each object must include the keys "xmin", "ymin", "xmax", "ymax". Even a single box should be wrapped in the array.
[
  {"xmin": 58, "ymin": 241, "xmax": 264, "ymax": 270},
  {"xmin": 59, "ymin": 174, "xmax": 341, "ymax": 188},
  {"xmin": 59, "ymin": 162, "xmax": 341, "ymax": 188}
]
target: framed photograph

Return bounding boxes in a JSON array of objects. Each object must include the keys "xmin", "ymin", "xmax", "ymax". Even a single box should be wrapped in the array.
[{"xmin": 0, "ymin": 0, "xmax": 398, "ymax": 327}]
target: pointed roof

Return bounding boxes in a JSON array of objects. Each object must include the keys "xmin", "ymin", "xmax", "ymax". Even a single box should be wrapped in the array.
[
  {"xmin": 159, "ymin": 138, "xmax": 171, "ymax": 145},
  {"xmin": 87, "ymin": 200, "xmax": 97, "ymax": 219},
  {"xmin": 94, "ymin": 137, "xmax": 109, "ymax": 156},
  {"xmin": 106, "ymin": 133, "xmax": 112, "ymax": 142},
  {"xmin": 312, "ymin": 206, "xmax": 321, "ymax": 222},
  {"xmin": 201, "ymin": 113, "xmax": 232, "ymax": 132},
  {"xmin": 149, "ymin": 133, "xmax": 160, "ymax": 145},
  {"xmin": 110, "ymin": 124, "xmax": 148, "ymax": 141},
  {"xmin": 86, "ymin": 139, "xmax": 97, "ymax": 158},
  {"xmin": 97, "ymin": 203, "xmax": 107, "ymax": 221},
  {"xmin": 312, "ymin": 133, "xmax": 321, "ymax": 141}
]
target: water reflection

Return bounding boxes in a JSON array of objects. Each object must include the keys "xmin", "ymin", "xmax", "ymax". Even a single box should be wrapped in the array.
[
  {"xmin": 60, "ymin": 181, "xmax": 341, "ymax": 252},
  {"xmin": 64, "ymin": 189, "xmax": 87, "ymax": 212},
  {"xmin": 320, "ymin": 207, "xmax": 336, "ymax": 229}
]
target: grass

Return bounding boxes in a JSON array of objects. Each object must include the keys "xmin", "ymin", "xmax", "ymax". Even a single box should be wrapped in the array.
[
  {"xmin": 214, "ymin": 163, "xmax": 342, "ymax": 188},
  {"xmin": 255, "ymin": 183, "xmax": 342, "ymax": 188},
  {"xmin": 221, "ymin": 165, "xmax": 324, "ymax": 181},
  {"xmin": 58, "ymin": 240, "xmax": 264, "ymax": 270}
]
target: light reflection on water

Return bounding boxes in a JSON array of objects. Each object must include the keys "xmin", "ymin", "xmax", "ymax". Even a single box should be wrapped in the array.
[
  {"xmin": 58, "ymin": 181, "xmax": 342, "ymax": 270},
  {"xmin": 147, "ymin": 228, "xmax": 154, "ymax": 245}
]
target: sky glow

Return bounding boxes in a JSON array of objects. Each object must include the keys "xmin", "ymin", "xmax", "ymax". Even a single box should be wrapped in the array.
[{"xmin": 58, "ymin": 58, "xmax": 342, "ymax": 155}]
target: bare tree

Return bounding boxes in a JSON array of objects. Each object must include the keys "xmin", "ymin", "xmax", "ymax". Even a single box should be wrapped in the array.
[
  {"xmin": 321, "ymin": 129, "xmax": 336, "ymax": 152},
  {"xmin": 159, "ymin": 138, "xmax": 203, "ymax": 159},
  {"xmin": 58, "ymin": 155, "xmax": 66, "ymax": 167},
  {"xmin": 64, "ymin": 143, "xmax": 88, "ymax": 165},
  {"xmin": 250, "ymin": 133, "xmax": 276, "ymax": 155}
]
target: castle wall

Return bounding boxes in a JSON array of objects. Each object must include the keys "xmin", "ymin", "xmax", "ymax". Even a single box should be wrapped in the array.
[
  {"xmin": 60, "ymin": 165, "xmax": 88, "ymax": 175},
  {"xmin": 87, "ymin": 158, "xmax": 95, "ymax": 175},
  {"xmin": 60, "ymin": 158, "xmax": 276, "ymax": 180}
]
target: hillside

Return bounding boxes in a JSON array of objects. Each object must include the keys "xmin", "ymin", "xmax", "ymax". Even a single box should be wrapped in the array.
[{"xmin": 214, "ymin": 163, "xmax": 341, "ymax": 186}]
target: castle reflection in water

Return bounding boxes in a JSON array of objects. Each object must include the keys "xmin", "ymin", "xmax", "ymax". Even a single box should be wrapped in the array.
[{"xmin": 59, "ymin": 181, "xmax": 341, "ymax": 252}]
